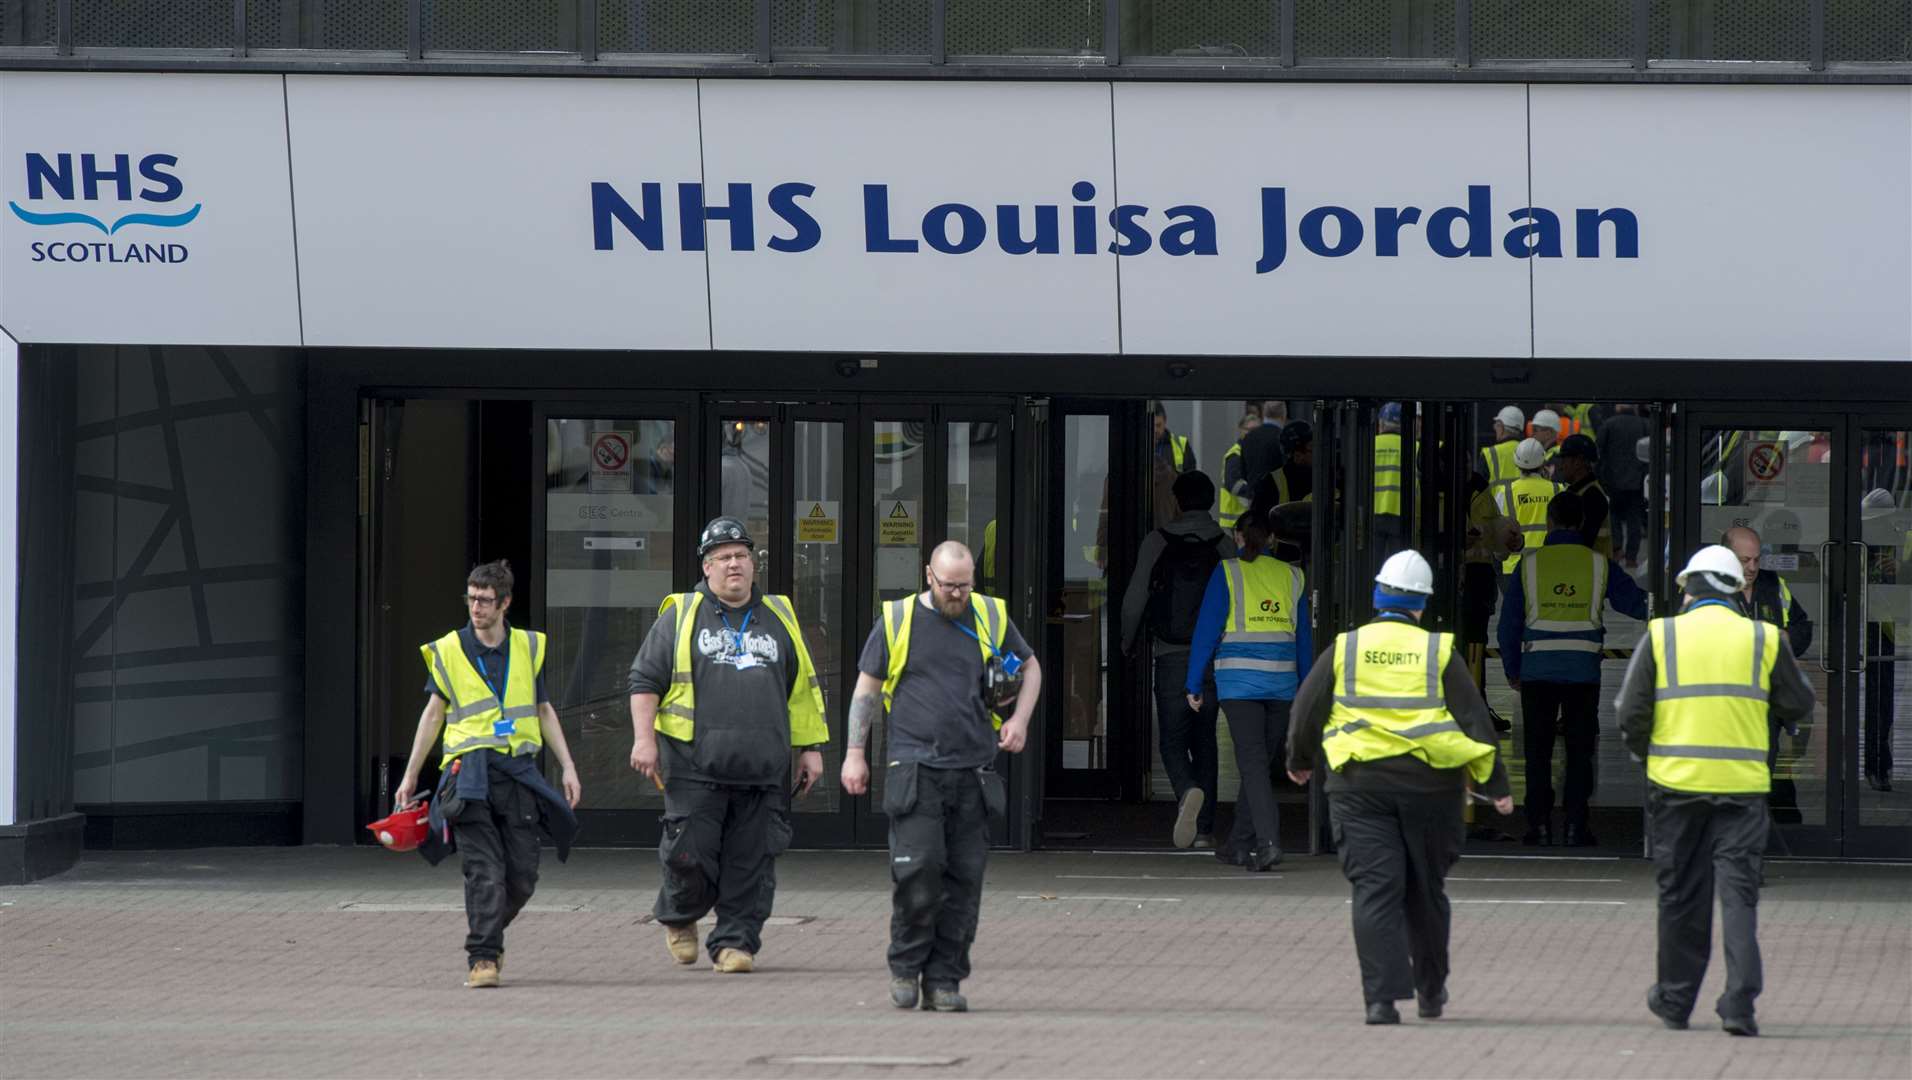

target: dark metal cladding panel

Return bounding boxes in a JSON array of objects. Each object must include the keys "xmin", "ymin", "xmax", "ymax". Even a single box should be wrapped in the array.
[
  {"xmin": 772, "ymin": 0, "xmax": 931, "ymax": 56},
  {"xmin": 1827, "ymin": 0, "xmax": 1912, "ymax": 60},
  {"xmin": 1651, "ymin": 0, "xmax": 1813, "ymax": 60},
  {"xmin": 1297, "ymin": 0, "xmax": 1456, "ymax": 60},
  {"xmin": 1473, "ymin": 0, "xmax": 1632, "ymax": 59},
  {"xmin": 946, "ymin": 0, "xmax": 1105, "ymax": 55},
  {"xmin": 1129, "ymin": 0, "xmax": 1279, "ymax": 58},
  {"xmin": 74, "ymin": 0, "xmax": 235, "ymax": 48},
  {"xmin": 603, "ymin": 0, "xmax": 755, "ymax": 53}
]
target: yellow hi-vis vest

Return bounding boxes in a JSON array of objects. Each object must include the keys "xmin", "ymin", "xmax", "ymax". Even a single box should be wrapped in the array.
[
  {"xmin": 655, "ymin": 592, "xmax": 829, "ymax": 747},
  {"xmin": 1323, "ymin": 620, "xmax": 1495, "ymax": 784},
  {"xmin": 1569, "ymin": 477, "xmax": 1614, "ymax": 559},
  {"xmin": 1218, "ymin": 442, "xmax": 1247, "ymax": 530},
  {"xmin": 1481, "ymin": 440, "xmax": 1520, "ymax": 499},
  {"xmin": 882, "ymin": 592, "xmax": 1013, "ymax": 729},
  {"xmin": 1272, "ymin": 466, "xmax": 1312, "ymax": 505},
  {"xmin": 1496, "ymin": 473, "xmax": 1559, "ymax": 573},
  {"xmin": 1169, "ymin": 434, "xmax": 1188, "ymax": 471},
  {"xmin": 422, "ymin": 627, "xmax": 545, "ymax": 766},
  {"xmin": 1374, "ymin": 432, "xmax": 1402, "ymax": 516},
  {"xmin": 1519, "ymin": 543, "xmax": 1606, "ymax": 654},
  {"xmin": 1645, "ymin": 602, "xmax": 1780, "ymax": 794},
  {"xmin": 1218, "ymin": 555, "xmax": 1302, "ymax": 673}
]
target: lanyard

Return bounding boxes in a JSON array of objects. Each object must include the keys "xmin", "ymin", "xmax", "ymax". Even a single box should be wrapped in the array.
[
  {"xmin": 718, "ymin": 603, "xmax": 755, "ymax": 644},
  {"xmin": 471, "ymin": 629, "xmax": 509, "ymax": 701},
  {"xmin": 941, "ymin": 605, "xmax": 1004, "ymax": 660}
]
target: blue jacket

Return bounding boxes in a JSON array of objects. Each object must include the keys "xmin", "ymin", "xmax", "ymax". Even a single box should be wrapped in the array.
[
  {"xmin": 1498, "ymin": 530, "xmax": 1649, "ymax": 685},
  {"xmin": 1186, "ymin": 551, "xmax": 1313, "ymax": 701}
]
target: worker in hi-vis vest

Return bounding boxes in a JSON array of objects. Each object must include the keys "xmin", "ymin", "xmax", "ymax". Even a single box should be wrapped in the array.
[
  {"xmin": 629, "ymin": 516, "xmax": 830, "ymax": 975},
  {"xmin": 1496, "ymin": 438, "xmax": 1560, "ymax": 574},
  {"xmin": 1615, "ymin": 546, "xmax": 1815, "ymax": 1038},
  {"xmin": 1288, "ymin": 550, "xmax": 1512, "ymax": 1026},
  {"xmin": 394, "ymin": 559, "xmax": 582, "ymax": 990},
  {"xmin": 1372, "ymin": 402, "xmax": 1406, "ymax": 554},
  {"xmin": 1480, "ymin": 405, "xmax": 1526, "ymax": 503}
]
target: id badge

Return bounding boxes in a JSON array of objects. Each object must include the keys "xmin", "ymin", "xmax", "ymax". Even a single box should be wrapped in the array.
[
  {"xmin": 735, "ymin": 653, "xmax": 760, "ymax": 670},
  {"xmin": 492, "ymin": 717, "xmax": 516, "ymax": 738},
  {"xmin": 1001, "ymin": 652, "xmax": 1023, "ymax": 677}
]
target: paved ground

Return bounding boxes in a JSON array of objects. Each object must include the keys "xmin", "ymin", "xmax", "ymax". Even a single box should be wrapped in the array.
[{"xmin": 2, "ymin": 847, "xmax": 1908, "ymax": 1079}]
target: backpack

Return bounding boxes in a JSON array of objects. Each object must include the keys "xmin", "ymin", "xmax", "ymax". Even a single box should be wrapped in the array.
[{"xmin": 1146, "ymin": 530, "xmax": 1222, "ymax": 645}]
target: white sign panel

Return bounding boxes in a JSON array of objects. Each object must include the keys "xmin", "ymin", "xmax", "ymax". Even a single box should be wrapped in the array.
[
  {"xmin": 287, "ymin": 75, "xmax": 708, "ymax": 350},
  {"xmin": 1114, "ymin": 83, "xmax": 1533, "ymax": 358},
  {"xmin": 0, "ymin": 73, "xmax": 300, "ymax": 345},
  {"xmin": 698, "ymin": 80, "xmax": 1119, "ymax": 354},
  {"xmin": 1530, "ymin": 85, "xmax": 1912, "ymax": 362}
]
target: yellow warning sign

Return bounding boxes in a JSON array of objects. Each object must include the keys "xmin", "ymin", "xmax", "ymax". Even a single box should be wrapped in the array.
[
  {"xmin": 878, "ymin": 499, "xmax": 918, "ymax": 546},
  {"xmin": 796, "ymin": 500, "xmax": 839, "ymax": 544}
]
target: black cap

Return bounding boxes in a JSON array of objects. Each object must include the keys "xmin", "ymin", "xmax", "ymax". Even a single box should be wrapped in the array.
[
  {"xmin": 1557, "ymin": 433, "xmax": 1598, "ymax": 461},
  {"xmin": 1278, "ymin": 419, "xmax": 1313, "ymax": 454},
  {"xmin": 698, "ymin": 516, "xmax": 755, "ymax": 558}
]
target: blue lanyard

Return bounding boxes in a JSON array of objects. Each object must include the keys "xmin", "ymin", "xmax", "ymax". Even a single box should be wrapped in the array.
[
  {"xmin": 719, "ymin": 603, "xmax": 754, "ymax": 643},
  {"xmin": 942, "ymin": 606, "xmax": 1004, "ymax": 660},
  {"xmin": 471, "ymin": 628, "xmax": 509, "ymax": 700}
]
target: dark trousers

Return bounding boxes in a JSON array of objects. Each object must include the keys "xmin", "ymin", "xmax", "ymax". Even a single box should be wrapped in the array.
[
  {"xmin": 1331, "ymin": 791, "xmax": 1463, "ymax": 1005},
  {"xmin": 1520, "ymin": 680, "xmax": 1601, "ymax": 829},
  {"xmin": 1610, "ymin": 488, "xmax": 1647, "ymax": 561},
  {"xmin": 1648, "ymin": 786, "xmax": 1767, "ymax": 1021},
  {"xmin": 654, "ymin": 781, "xmax": 789, "ymax": 960},
  {"xmin": 1221, "ymin": 698, "xmax": 1291, "ymax": 852},
  {"xmin": 886, "ymin": 764, "xmax": 990, "ymax": 990},
  {"xmin": 1864, "ymin": 629, "xmax": 1896, "ymax": 783},
  {"xmin": 454, "ymin": 773, "xmax": 543, "ymax": 964},
  {"xmin": 1154, "ymin": 648, "xmax": 1218, "ymax": 834}
]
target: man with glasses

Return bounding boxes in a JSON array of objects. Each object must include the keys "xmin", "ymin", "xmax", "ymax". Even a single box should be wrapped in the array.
[
  {"xmin": 842, "ymin": 541, "xmax": 1042, "ymax": 1013},
  {"xmin": 628, "ymin": 516, "xmax": 830, "ymax": 974},
  {"xmin": 394, "ymin": 559, "xmax": 583, "ymax": 989}
]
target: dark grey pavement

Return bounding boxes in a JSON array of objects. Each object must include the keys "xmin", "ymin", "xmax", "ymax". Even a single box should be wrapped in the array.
[{"xmin": 2, "ymin": 847, "xmax": 1908, "ymax": 1079}]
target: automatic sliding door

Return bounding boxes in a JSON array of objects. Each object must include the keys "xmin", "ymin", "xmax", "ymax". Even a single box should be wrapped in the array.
[{"xmin": 1851, "ymin": 421, "xmax": 1911, "ymax": 853}]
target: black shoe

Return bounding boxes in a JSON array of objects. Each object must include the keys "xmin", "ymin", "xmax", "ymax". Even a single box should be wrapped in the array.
[
  {"xmin": 1417, "ymin": 989, "xmax": 1448, "ymax": 1019},
  {"xmin": 1245, "ymin": 842, "xmax": 1282, "ymax": 872},
  {"xmin": 1467, "ymin": 826, "xmax": 1515, "ymax": 842},
  {"xmin": 1647, "ymin": 987, "xmax": 1689, "ymax": 1030},
  {"xmin": 1489, "ymin": 709, "xmax": 1513, "ymax": 735},
  {"xmin": 1215, "ymin": 845, "xmax": 1247, "ymax": 867},
  {"xmin": 1563, "ymin": 824, "xmax": 1600, "ymax": 848},
  {"xmin": 1522, "ymin": 825, "xmax": 1552, "ymax": 846},
  {"xmin": 1365, "ymin": 1001, "xmax": 1400, "ymax": 1025},
  {"xmin": 921, "ymin": 986, "xmax": 968, "ymax": 1013},
  {"xmin": 889, "ymin": 976, "xmax": 919, "ymax": 1010},
  {"xmin": 1721, "ymin": 1015, "xmax": 1759, "ymax": 1037}
]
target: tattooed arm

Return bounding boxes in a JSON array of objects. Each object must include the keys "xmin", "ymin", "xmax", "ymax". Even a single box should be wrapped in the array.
[{"xmin": 840, "ymin": 672, "xmax": 885, "ymax": 795}]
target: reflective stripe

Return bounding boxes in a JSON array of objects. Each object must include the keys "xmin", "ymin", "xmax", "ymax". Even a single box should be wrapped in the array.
[
  {"xmin": 427, "ymin": 643, "xmax": 462, "ymax": 713},
  {"xmin": 1225, "ymin": 560, "xmax": 1248, "ymax": 634},
  {"xmin": 1662, "ymin": 614, "xmax": 1681, "ymax": 687},
  {"xmin": 1322, "ymin": 719, "xmax": 1370, "ymax": 739},
  {"xmin": 670, "ymin": 672, "xmax": 693, "ymax": 684},
  {"xmin": 1334, "ymin": 627, "xmax": 1441, "ymax": 708},
  {"xmin": 1395, "ymin": 719, "xmax": 1464, "ymax": 738},
  {"xmin": 1659, "ymin": 617, "xmax": 1765, "ymax": 701},
  {"xmin": 1337, "ymin": 694, "xmax": 1445, "ymax": 709},
  {"xmin": 980, "ymin": 594, "xmax": 1004, "ymax": 647},
  {"xmin": 1647, "ymin": 743, "xmax": 1768, "ymax": 761},
  {"xmin": 1525, "ymin": 639, "xmax": 1602, "ymax": 653},
  {"xmin": 1654, "ymin": 684, "xmax": 1769, "ymax": 701},
  {"xmin": 1751, "ymin": 619, "xmax": 1766, "ymax": 687},
  {"xmin": 1341, "ymin": 632, "xmax": 1359, "ymax": 699},
  {"xmin": 886, "ymin": 597, "xmax": 906, "ymax": 642},
  {"xmin": 444, "ymin": 734, "xmax": 511, "ymax": 754},
  {"xmin": 1215, "ymin": 657, "xmax": 1296, "ymax": 673},
  {"xmin": 1220, "ymin": 631, "xmax": 1295, "ymax": 643},
  {"xmin": 661, "ymin": 703, "xmax": 695, "ymax": 720},
  {"xmin": 451, "ymin": 697, "xmax": 500, "ymax": 721},
  {"xmin": 501, "ymin": 704, "xmax": 539, "ymax": 720}
]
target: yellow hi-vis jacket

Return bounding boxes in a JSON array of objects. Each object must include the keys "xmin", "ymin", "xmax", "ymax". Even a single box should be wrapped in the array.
[
  {"xmin": 1496, "ymin": 473, "xmax": 1560, "ymax": 573},
  {"xmin": 655, "ymin": 592, "xmax": 829, "ymax": 747},
  {"xmin": 882, "ymin": 592, "xmax": 1013, "ymax": 729},
  {"xmin": 1218, "ymin": 442, "xmax": 1247, "ymax": 530},
  {"xmin": 422, "ymin": 627, "xmax": 545, "ymax": 766},
  {"xmin": 1322, "ymin": 620, "xmax": 1495, "ymax": 784},
  {"xmin": 1480, "ymin": 439, "xmax": 1521, "ymax": 499},
  {"xmin": 1645, "ymin": 602, "xmax": 1780, "ymax": 794},
  {"xmin": 1374, "ymin": 432, "xmax": 1402, "ymax": 515}
]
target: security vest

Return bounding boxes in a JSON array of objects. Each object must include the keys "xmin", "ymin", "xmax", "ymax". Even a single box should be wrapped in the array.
[
  {"xmin": 882, "ymin": 592, "xmax": 1014, "ymax": 729},
  {"xmin": 1374, "ymin": 432, "xmax": 1402, "ymax": 516},
  {"xmin": 1481, "ymin": 439, "xmax": 1520, "ymax": 503},
  {"xmin": 1218, "ymin": 442, "xmax": 1247, "ymax": 530},
  {"xmin": 1745, "ymin": 577, "xmax": 1794, "ymax": 629},
  {"xmin": 1645, "ymin": 601, "xmax": 1780, "ymax": 794},
  {"xmin": 1216, "ymin": 555, "xmax": 1303, "ymax": 685},
  {"xmin": 1323, "ymin": 619, "xmax": 1495, "ymax": 783},
  {"xmin": 1272, "ymin": 465, "xmax": 1312, "ymax": 505},
  {"xmin": 655, "ymin": 592, "xmax": 829, "ymax": 747},
  {"xmin": 1519, "ymin": 543, "xmax": 1607, "ymax": 657},
  {"xmin": 422, "ymin": 627, "xmax": 545, "ymax": 766},
  {"xmin": 1161, "ymin": 433, "xmax": 1189, "ymax": 472},
  {"xmin": 1496, "ymin": 474, "xmax": 1560, "ymax": 573},
  {"xmin": 1567, "ymin": 476, "xmax": 1614, "ymax": 558}
]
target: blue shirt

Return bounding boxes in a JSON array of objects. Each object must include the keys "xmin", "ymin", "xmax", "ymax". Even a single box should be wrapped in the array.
[
  {"xmin": 1185, "ymin": 551, "xmax": 1313, "ymax": 700},
  {"xmin": 1498, "ymin": 531, "xmax": 1649, "ymax": 684}
]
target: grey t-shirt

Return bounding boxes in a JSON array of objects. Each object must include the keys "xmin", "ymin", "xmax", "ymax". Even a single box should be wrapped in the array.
[{"xmin": 858, "ymin": 594, "xmax": 1034, "ymax": 770}]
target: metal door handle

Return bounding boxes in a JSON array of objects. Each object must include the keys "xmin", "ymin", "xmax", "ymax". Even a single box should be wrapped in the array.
[
  {"xmin": 1851, "ymin": 540, "xmax": 1870, "ymax": 674},
  {"xmin": 1818, "ymin": 540, "xmax": 1836, "ymax": 673}
]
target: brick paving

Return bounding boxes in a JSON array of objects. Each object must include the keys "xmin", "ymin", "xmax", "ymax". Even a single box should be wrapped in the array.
[{"xmin": 2, "ymin": 847, "xmax": 1908, "ymax": 1079}]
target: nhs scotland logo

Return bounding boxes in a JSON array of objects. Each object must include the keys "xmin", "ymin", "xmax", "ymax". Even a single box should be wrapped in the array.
[{"xmin": 10, "ymin": 152, "xmax": 200, "ymax": 265}]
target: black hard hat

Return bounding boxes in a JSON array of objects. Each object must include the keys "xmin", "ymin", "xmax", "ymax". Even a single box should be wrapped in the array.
[
  {"xmin": 1557, "ymin": 433, "xmax": 1598, "ymax": 461},
  {"xmin": 1278, "ymin": 419, "xmax": 1314, "ymax": 455},
  {"xmin": 698, "ymin": 516, "xmax": 754, "ymax": 558}
]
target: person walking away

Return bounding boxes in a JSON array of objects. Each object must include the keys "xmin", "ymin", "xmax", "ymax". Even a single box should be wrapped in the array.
[
  {"xmin": 1553, "ymin": 434, "xmax": 1613, "ymax": 559},
  {"xmin": 841, "ymin": 542, "xmax": 1041, "ymax": 1013},
  {"xmin": 1481, "ymin": 405, "xmax": 1526, "ymax": 506},
  {"xmin": 1597, "ymin": 405, "xmax": 1651, "ymax": 569},
  {"xmin": 627, "ymin": 516, "xmax": 830, "ymax": 974},
  {"xmin": 1287, "ymin": 550, "xmax": 1513, "ymax": 1024},
  {"xmin": 394, "ymin": 559, "xmax": 583, "ymax": 989},
  {"xmin": 1219, "ymin": 411, "xmax": 1259, "ymax": 530},
  {"xmin": 1496, "ymin": 438, "xmax": 1559, "ymax": 576},
  {"xmin": 1373, "ymin": 403, "xmax": 1406, "ymax": 554},
  {"xmin": 1121, "ymin": 471, "xmax": 1234, "ymax": 848},
  {"xmin": 1614, "ymin": 546, "xmax": 1815, "ymax": 1036}
]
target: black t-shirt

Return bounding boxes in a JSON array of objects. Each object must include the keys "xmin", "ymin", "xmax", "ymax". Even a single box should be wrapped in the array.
[{"xmin": 858, "ymin": 594, "xmax": 1034, "ymax": 770}]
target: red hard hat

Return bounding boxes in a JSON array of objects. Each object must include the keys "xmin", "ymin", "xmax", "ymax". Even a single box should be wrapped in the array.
[{"xmin": 367, "ymin": 800, "xmax": 431, "ymax": 852}]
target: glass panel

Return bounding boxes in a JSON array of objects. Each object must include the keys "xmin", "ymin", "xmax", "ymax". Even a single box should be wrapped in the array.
[
  {"xmin": 1059, "ymin": 415, "xmax": 1112, "ymax": 770},
  {"xmin": 1650, "ymin": 0, "xmax": 1811, "ymax": 61},
  {"xmin": 947, "ymin": 0, "xmax": 1105, "ymax": 56},
  {"xmin": 869, "ymin": 419, "xmax": 926, "ymax": 803},
  {"xmin": 605, "ymin": 0, "xmax": 756, "ymax": 53},
  {"xmin": 1296, "ymin": 0, "xmax": 1455, "ymax": 59},
  {"xmin": 946, "ymin": 420, "xmax": 1003, "ymax": 594},
  {"xmin": 75, "ymin": 0, "xmax": 233, "ymax": 47},
  {"xmin": 772, "ymin": 0, "xmax": 931, "ymax": 56},
  {"xmin": 544, "ymin": 417, "xmax": 677, "ymax": 811},
  {"xmin": 792, "ymin": 420, "xmax": 846, "ymax": 814},
  {"xmin": 717, "ymin": 417, "xmax": 774, "ymax": 596},
  {"xmin": 1473, "ymin": 0, "xmax": 1631, "ymax": 60},
  {"xmin": 1856, "ymin": 428, "xmax": 1910, "ymax": 827},
  {"xmin": 1124, "ymin": 0, "xmax": 1278, "ymax": 58}
]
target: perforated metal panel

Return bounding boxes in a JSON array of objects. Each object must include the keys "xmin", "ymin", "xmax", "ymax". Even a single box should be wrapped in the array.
[
  {"xmin": 1474, "ymin": 0, "xmax": 1630, "ymax": 58},
  {"xmin": 426, "ymin": 0, "xmax": 568, "ymax": 53},
  {"xmin": 1828, "ymin": 0, "xmax": 1912, "ymax": 60},
  {"xmin": 1650, "ymin": 0, "xmax": 1811, "ymax": 60},
  {"xmin": 1130, "ymin": 0, "xmax": 1276, "ymax": 57},
  {"xmin": 1297, "ymin": 0, "xmax": 1454, "ymax": 59},
  {"xmin": 75, "ymin": 0, "xmax": 234, "ymax": 48},
  {"xmin": 250, "ymin": 0, "xmax": 409, "ymax": 50},
  {"xmin": 947, "ymin": 0, "xmax": 1104, "ymax": 56},
  {"xmin": 772, "ymin": 0, "xmax": 931, "ymax": 55},
  {"xmin": 603, "ymin": 0, "xmax": 754, "ymax": 53},
  {"xmin": 3, "ymin": 0, "xmax": 58, "ymax": 46}
]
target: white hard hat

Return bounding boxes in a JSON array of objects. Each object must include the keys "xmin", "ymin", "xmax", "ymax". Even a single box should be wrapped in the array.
[
  {"xmin": 1532, "ymin": 409, "xmax": 1563, "ymax": 432},
  {"xmin": 1514, "ymin": 437, "xmax": 1548, "ymax": 471},
  {"xmin": 1676, "ymin": 545, "xmax": 1745, "ymax": 593},
  {"xmin": 1495, "ymin": 405, "xmax": 1525, "ymax": 431},
  {"xmin": 1860, "ymin": 487, "xmax": 1897, "ymax": 520},
  {"xmin": 1374, "ymin": 550, "xmax": 1435, "ymax": 595}
]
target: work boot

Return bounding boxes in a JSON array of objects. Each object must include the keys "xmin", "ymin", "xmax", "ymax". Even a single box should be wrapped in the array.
[
  {"xmin": 1191, "ymin": 834, "xmax": 1216, "ymax": 850},
  {"xmin": 1245, "ymin": 841, "xmax": 1282, "ymax": 873},
  {"xmin": 889, "ymin": 976, "xmax": 920, "ymax": 1010},
  {"xmin": 1647, "ymin": 986, "xmax": 1688, "ymax": 1030},
  {"xmin": 1172, "ymin": 789, "xmax": 1205, "ymax": 849},
  {"xmin": 712, "ymin": 947, "xmax": 755, "ymax": 974},
  {"xmin": 920, "ymin": 986, "xmax": 968, "ymax": 1013},
  {"xmin": 1214, "ymin": 844, "xmax": 1246, "ymax": 867},
  {"xmin": 1522, "ymin": 824, "xmax": 1552, "ymax": 847},
  {"xmin": 1417, "ymin": 988, "xmax": 1448, "ymax": 1019},
  {"xmin": 1563, "ymin": 824, "xmax": 1600, "ymax": 847},
  {"xmin": 1364, "ymin": 1001, "xmax": 1400, "ymax": 1025},
  {"xmin": 664, "ymin": 923, "xmax": 700, "ymax": 965},
  {"xmin": 1721, "ymin": 1015, "xmax": 1759, "ymax": 1037},
  {"xmin": 465, "ymin": 959, "xmax": 500, "ymax": 989}
]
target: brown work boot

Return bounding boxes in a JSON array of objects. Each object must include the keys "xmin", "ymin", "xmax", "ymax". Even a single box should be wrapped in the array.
[
  {"xmin": 712, "ymin": 947, "xmax": 755, "ymax": 973},
  {"xmin": 465, "ymin": 959, "xmax": 500, "ymax": 989},
  {"xmin": 664, "ymin": 923, "xmax": 700, "ymax": 965}
]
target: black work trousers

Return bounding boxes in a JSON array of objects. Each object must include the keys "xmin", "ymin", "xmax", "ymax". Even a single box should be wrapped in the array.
[
  {"xmin": 1610, "ymin": 488, "xmax": 1647, "ymax": 562},
  {"xmin": 454, "ymin": 772, "xmax": 543, "ymax": 964},
  {"xmin": 1221, "ymin": 698, "xmax": 1291, "ymax": 852},
  {"xmin": 1154, "ymin": 648, "xmax": 1219, "ymax": 835},
  {"xmin": 654, "ymin": 780, "xmax": 790, "ymax": 961},
  {"xmin": 1648, "ymin": 785, "xmax": 1767, "ymax": 1022},
  {"xmin": 1330, "ymin": 790, "xmax": 1464, "ymax": 1005},
  {"xmin": 886, "ymin": 763, "xmax": 990, "ymax": 990},
  {"xmin": 1520, "ymin": 680, "xmax": 1602, "ymax": 830}
]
